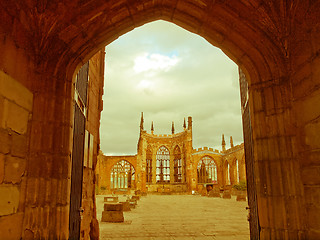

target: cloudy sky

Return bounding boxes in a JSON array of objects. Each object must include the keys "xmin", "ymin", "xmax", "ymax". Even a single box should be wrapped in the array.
[{"xmin": 100, "ymin": 20, "xmax": 243, "ymax": 156}]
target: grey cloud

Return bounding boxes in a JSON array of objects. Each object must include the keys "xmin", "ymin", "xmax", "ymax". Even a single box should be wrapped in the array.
[{"xmin": 100, "ymin": 20, "xmax": 243, "ymax": 156}]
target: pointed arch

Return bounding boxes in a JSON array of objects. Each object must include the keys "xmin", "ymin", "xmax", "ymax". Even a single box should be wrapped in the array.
[
  {"xmin": 110, "ymin": 160, "xmax": 135, "ymax": 189},
  {"xmin": 146, "ymin": 145, "xmax": 152, "ymax": 183},
  {"xmin": 174, "ymin": 145, "xmax": 182, "ymax": 183},
  {"xmin": 235, "ymin": 158, "xmax": 240, "ymax": 184},
  {"xmin": 225, "ymin": 161, "xmax": 231, "ymax": 185},
  {"xmin": 197, "ymin": 156, "xmax": 217, "ymax": 184},
  {"xmin": 156, "ymin": 146, "xmax": 170, "ymax": 183}
]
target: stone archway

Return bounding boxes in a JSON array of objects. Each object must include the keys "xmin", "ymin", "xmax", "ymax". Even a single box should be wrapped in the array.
[
  {"xmin": 0, "ymin": 1, "xmax": 319, "ymax": 240},
  {"xmin": 110, "ymin": 160, "xmax": 136, "ymax": 190}
]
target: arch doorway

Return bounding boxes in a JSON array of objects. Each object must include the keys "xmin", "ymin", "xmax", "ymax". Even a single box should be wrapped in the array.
[
  {"xmin": 110, "ymin": 160, "xmax": 135, "ymax": 189},
  {"xmin": 197, "ymin": 156, "xmax": 218, "ymax": 184}
]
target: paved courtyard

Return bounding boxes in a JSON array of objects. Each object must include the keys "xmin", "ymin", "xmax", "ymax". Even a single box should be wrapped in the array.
[{"xmin": 97, "ymin": 194, "xmax": 250, "ymax": 240}]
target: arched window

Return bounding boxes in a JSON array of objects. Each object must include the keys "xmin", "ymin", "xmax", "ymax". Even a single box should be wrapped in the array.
[
  {"xmin": 226, "ymin": 161, "xmax": 231, "ymax": 185},
  {"xmin": 174, "ymin": 146, "xmax": 182, "ymax": 182},
  {"xmin": 110, "ymin": 160, "xmax": 135, "ymax": 189},
  {"xmin": 236, "ymin": 159, "xmax": 240, "ymax": 183},
  {"xmin": 197, "ymin": 156, "xmax": 217, "ymax": 184},
  {"xmin": 146, "ymin": 148, "xmax": 152, "ymax": 183},
  {"xmin": 156, "ymin": 146, "xmax": 170, "ymax": 183}
]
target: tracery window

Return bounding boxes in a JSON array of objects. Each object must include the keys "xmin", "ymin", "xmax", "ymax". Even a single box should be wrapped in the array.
[
  {"xmin": 146, "ymin": 148, "xmax": 152, "ymax": 183},
  {"xmin": 156, "ymin": 146, "xmax": 170, "ymax": 183},
  {"xmin": 110, "ymin": 160, "xmax": 135, "ymax": 189},
  {"xmin": 174, "ymin": 146, "xmax": 182, "ymax": 182},
  {"xmin": 197, "ymin": 156, "xmax": 217, "ymax": 184}
]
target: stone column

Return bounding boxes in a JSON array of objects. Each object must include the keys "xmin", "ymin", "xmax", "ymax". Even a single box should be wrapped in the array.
[
  {"xmin": 170, "ymin": 149, "xmax": 174, "ymax": 184},
  {"xmin": 152, "ymin": 147, "xmax": 157, "ymax": 184},
  {"xmin": 23, "ymin": 73, "xmax": 73, "ymax": 239},
  {"xmin": 250, "ymin": 79, "xmax": 305, "ymax": 239}
]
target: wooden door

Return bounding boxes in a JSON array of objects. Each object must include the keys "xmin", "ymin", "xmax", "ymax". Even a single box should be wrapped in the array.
[
  {"xmin": 239, "ymin": 68, "xmax": 260, "ymax": 239},
  {"xmin": 69, "ymin": 62, "xmax": 89, "ymax": 239}
]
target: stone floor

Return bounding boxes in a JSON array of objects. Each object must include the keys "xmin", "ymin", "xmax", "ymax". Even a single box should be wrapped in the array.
[{"xmin": 97, "ymin": 194, "xmax": 250, "ymax": 240}]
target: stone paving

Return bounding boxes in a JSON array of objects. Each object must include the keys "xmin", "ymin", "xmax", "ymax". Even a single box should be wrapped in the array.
[{"xmin": 97, "ymin": 194, "xmax": 250, "ymax": 240}]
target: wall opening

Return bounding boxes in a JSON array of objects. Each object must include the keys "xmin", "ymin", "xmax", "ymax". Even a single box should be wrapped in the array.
[{"xmin": 95, "ymin": 20, "xmax": 250, "ymax": 239}]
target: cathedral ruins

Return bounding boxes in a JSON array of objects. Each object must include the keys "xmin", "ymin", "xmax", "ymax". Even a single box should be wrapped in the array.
[
  {"xmin": 0, "ymin": 1, "xmax": 319, "ymax": 240},
  {"xmin": 96, "ymin": 114, "xmax": 245, "ymax": 195}
]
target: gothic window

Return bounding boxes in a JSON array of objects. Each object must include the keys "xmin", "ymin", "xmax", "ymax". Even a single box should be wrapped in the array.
[
  {"xmin": 236, "ymin": 159, "xmax": 240, "ymax": 183},
  {"xmin": 110, "ymin": 160, "xmax": 135, "ymax": 189},
  {"xmin": 197, "ymin": 156, "xmax": 217, "ymax": 184},
  {"xmin": 146, "ymin": 148, "xmax": 152, "ymax": 183},
  {"xmin": 156, "ymin": 146, "xmax": 170, "ymax": 183},
  {"xmin": 226, "ymin": 161, "xmax": 231, "ymax": 185},
  {"xmin": 174, "ymin": 146, "xmax": 182, "ymax": 182}
]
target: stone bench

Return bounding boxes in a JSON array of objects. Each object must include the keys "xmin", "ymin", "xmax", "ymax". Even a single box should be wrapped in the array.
[
  {"xmin": 222, "ymin": 190, "xmax": 232, "ymax": 199},
  {"xmin": 101, "ymin": 203, "xmax": 124, "ymax": 222},
  {"xmin": 131, "ymin": 195, "xmax": 140, "ymax": 201},
  {"xmin": 208, "ymin": 189, "xmax": 221, "ymax": 198},
  {"xmin": 104, "ymin": 196, "xmax": 119, "ymax": 202},
  {"xmin": 236, "ymin": 193, "xmax": 247, "ymax": 201},
  {"xmin": 120, "ymin": 201, "xmax": 131, "ymax": 211},
  {"xmin": 128, "ymin": 198, "xmax": 137, "ymax": 209}
]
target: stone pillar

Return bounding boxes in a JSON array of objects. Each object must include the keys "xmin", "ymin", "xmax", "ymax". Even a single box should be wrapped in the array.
[
  {"xmin": 291, "ymin": 27, "xmax": 320, "ymax": 239},
  {"xmin": 170, "ymin": 149, "xmax": 174, "ymax": 184},
  {"xmin": 217, "ymin": 158, "xmax": 223, "ymax": 188},
  {"xmin": 250, "ymin": 79, "xmax": 305, "ymax": 239},
  {"xmin": 185, "ymin": 121, "xmax": 195, "ymax": 192},
  {"xmin": 152, "ymin": 147, "xmax": 157, "ymax": 184},
  {"xmin": 22, "ymin": 73, "xmax": 73, "ymax": 239}
]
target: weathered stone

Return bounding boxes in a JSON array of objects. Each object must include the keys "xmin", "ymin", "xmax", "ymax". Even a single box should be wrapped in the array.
[
  {"xmin": 101, "ymin": 211, "xmax": 124, "ymax": 222},
  {"xmin": 120, "ymin": 201, "xmax": 131, "ymax": 211},
  {"xmin": 0, "ymin": 153, "xmax": 4, "ymax": 183},
  {"xmin": 208, "ymin": 190, "xmax": 221, "ymax": 198},
  {"xmin": 0, "ymin": 71, "xmax": 33, "ymax": 111},
  {"xmin": 104, "ymin": 196, "xmax": 118, "ymax": 202},
  {"xmin": 4, "ymin": 155, "xmax": 26, "ymax": 184},
  {"xmin": 129, "ymin": 201, "xmax": 137, "ymax": 209},
  {"xmin": 11, "ymin": 133, "xmax": 27, "ymax": 158},
  {"xmin": 104, "ymin": 203, "xmax": 123, "ymax": 211},
  {"xmin": 0, "ymin": 184, "xmax": 20, "ymax": 216},
  {"xmin": 223, "ymin": 191, "xmax": 231, "ymax": 199},
  {"xmin": 236, "ymin": 193, "xmax": 247, "ymax": 202},
  {"xmin": 0, "ymin": 212, "xmax": 24, "ymax": 239},
  {"xmin": 0, "ymin": 129, "xmax": 11, "ymax": 154},
  {"xmin": 3, "ymin": 99, "xmax": 29, "ymax": 134},
  {"xmin": 131, "ymin": 195, "xmax": 140, "ymax": 201}
]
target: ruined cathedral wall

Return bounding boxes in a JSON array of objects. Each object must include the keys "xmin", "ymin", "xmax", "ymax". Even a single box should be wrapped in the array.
[
  {"xmin": 142, "ymin": 131, "xmax": 190, "ymax": 192},
  {"xmin": 222, "ymin": 145, "xmax": 245, "ymax": 185},
  {"xmin": 191, "ymin": 153, "xmax": 224, "ymax": 189},
  {"xmin": 96, "ymin": 155, "xmax": 137, "ymax": 194}
]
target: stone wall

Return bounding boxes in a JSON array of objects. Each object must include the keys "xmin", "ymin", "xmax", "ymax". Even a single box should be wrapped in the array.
[
  {"xmin": 96, "ymin": 154, "xmax": 137, "ymax": 194},
  {"xmin": 0, "ymin": 71, "xmax": 33, "ymax": 240},
  {"xmin": 291, "ymin": 8, "xmax": 320, "ymax": 238},
  {"xmin": 97, "ymin": 128, "xmax": 245, "ymax": 194},
  {"xmin": 80, "ymin": 50, "xmax": 105, "ymax": 240}
]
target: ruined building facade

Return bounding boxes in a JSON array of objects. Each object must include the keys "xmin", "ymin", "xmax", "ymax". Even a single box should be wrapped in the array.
[
  {"xmin": 96, "ymin": 114, "xmax": 245, "ymax": 194},
  {"xmin": 0, "ymin": 1, "xmax": 320, "ymax": 239}
]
